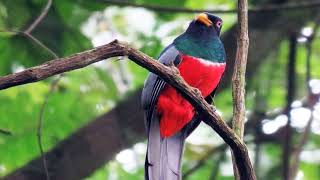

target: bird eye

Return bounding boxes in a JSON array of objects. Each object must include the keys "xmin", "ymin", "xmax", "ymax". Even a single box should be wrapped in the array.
[{"xmin": 216, "ymin": 21, "xmax": 222, "ymax": 28}]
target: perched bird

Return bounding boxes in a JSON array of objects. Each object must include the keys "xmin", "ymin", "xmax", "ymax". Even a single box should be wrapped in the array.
[{"xmin": 141, "ymin": 13, "xmax": 226, "ymax": 180}]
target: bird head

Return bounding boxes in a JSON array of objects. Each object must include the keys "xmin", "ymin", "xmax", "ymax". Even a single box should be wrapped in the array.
[
  {"xmin": 173, "ymin": 12, "xmax": 225, "ymax": 62},
  {"xmin": 186, "ymin": 12, "xmax": 223, "ymax": 37}
]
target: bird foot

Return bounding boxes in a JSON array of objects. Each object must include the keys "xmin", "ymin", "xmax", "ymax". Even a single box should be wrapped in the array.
[
  {"xmin": 192, "ymin": 88, "xmax": 202, "ymax": 98},
  {"xmin": 169, "ymin": 65, "xmax": 180, "ymax": 74},
  {"xmin": 210, "ymin": 105, "xmax": 217, "ymax": 112}
]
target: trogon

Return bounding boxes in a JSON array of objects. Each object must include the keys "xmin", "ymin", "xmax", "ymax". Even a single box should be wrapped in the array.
[{"xmin": 141, "ymin": 13, "xmax": 226, "ymax": 180}]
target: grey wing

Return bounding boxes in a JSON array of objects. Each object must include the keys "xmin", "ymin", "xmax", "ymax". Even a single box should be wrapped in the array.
[
  {"xmin": 141, "ymin": 44, "xmax": 181, "ymax": 132},
  {"xmin": 143, "ymin": 45, "xmax": 204, "ymax": 180}
]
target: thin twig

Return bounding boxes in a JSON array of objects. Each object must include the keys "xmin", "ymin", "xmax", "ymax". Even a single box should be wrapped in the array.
[
  {"xmin": 98, "ymin": 0, "xmax": 320, "ymax": 14},
  {"xmin": 22, "ymin": 32, "xmax": 58, "ymax": 59},
  {"xmin": 0, "ymin": 128, "xmax": 12, "ymax": 135},
  {"xmin": 25, "ymin": 0, "xmax": 52, "ymax": 34},
  {"xmin": 0, "ymin": 30, "xmax": 58, "ymax": 59},
  {"xmin": 37, "ymin": 77, "xmax": 60, "ymax": 180}
]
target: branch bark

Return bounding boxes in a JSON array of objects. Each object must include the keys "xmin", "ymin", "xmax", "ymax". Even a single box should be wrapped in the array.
[
  {"xmin": 232, "ymin": 0, "xmax": 249, "ymax": 143},
  {"xmin": 231, "ymin": 0, "xmax": 252, "ymax": 179},
  {"xmin": 0, "ymin": 40, "xmax": 255, "ymax": 179}
]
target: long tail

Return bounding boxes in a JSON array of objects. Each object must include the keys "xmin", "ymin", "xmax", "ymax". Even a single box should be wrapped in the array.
[{"xmin": 145, "ymin": 112, "xmax": 201, "ymax": 180}]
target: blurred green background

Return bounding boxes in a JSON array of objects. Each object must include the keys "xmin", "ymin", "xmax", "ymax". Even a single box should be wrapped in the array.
[{"xmin": 0, "ymin": 0, "xmax": 320, "ymax": 179}]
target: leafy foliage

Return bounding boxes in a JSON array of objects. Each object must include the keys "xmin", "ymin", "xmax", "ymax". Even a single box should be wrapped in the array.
[{"xmin": 0, "ymin": 0, "xmax": 320, "ymax": 179}]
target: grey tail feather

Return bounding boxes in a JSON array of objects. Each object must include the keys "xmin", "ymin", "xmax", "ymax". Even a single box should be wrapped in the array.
[
  {"xmin": 145, "ymin": 112, "xmax": 202, "ymax": 180},
  {"xmin": 145, "ymin": 112, "xmax": 185, "ymax": 180}
]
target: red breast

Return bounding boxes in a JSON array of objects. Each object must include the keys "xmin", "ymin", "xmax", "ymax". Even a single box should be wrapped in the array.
[{"xmin": 157, "ymin": 54, "xmax": 226, "ymax": 137}]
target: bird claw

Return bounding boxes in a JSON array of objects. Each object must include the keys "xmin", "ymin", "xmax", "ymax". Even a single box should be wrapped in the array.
[
  {"xmin": 192, "ymin": 88, "xmax": 202, "ymax": 97},
  {"xmin": 210, "ymin": 105, "xmax": 217, "ymax": 112},
  {"xmin": 170, "ymin": 65, "xmax": 180, "ymax": 74}
]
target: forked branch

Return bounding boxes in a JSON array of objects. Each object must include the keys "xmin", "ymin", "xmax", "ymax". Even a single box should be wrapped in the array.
[{"xmin": 0, "ymin": 40, "xmax": 255, "ymax": 179}]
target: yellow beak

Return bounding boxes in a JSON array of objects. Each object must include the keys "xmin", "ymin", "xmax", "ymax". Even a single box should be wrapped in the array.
[{"xmin": 195, "ymin": 13, "xmax": 212, "ymax": 26}]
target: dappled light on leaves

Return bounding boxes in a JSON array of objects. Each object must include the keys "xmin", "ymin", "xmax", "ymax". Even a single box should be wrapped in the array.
[{"xmin": 1, "ymin": 0, "xmax": 320, "ymax": 180}]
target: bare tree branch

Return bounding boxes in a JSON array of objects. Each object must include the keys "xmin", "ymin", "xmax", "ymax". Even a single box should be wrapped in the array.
[
  {"xmin": 0, "ymin": 40, "xmax": 255, "ymax": 179},
  {"xmin": 232, "ymin": 0, "xmax": 249, "ymax": 142},
  {"xmin": 98, "ymin": 0, "xmax": 320, "ymax": 14},
  {"xmin": 0, "ymin": 128, "xmax": 12, "ymax": 136},
  {"xmin": 231, "ymin": 0, "xmax": 252, "ymax": 179}
]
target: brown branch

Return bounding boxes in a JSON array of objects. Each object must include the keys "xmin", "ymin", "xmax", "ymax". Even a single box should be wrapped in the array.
[
  {"xmin": 232, "ymin": 0, "xmax": 249, "ymax": 142},
  {"xmin": 25, "ymin": 0, "xmax": 52, "ymax": 34},
  {"xmin": 98, "ymin": 0, "xmax": 320, "ymax": 14},
  {"xmin": 0, "ymin": 40, "xmax": 255, "ymax": 179},
  {"xmin": 231, "ymin": 0, "xmax": 251, "ymax": 179}
]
